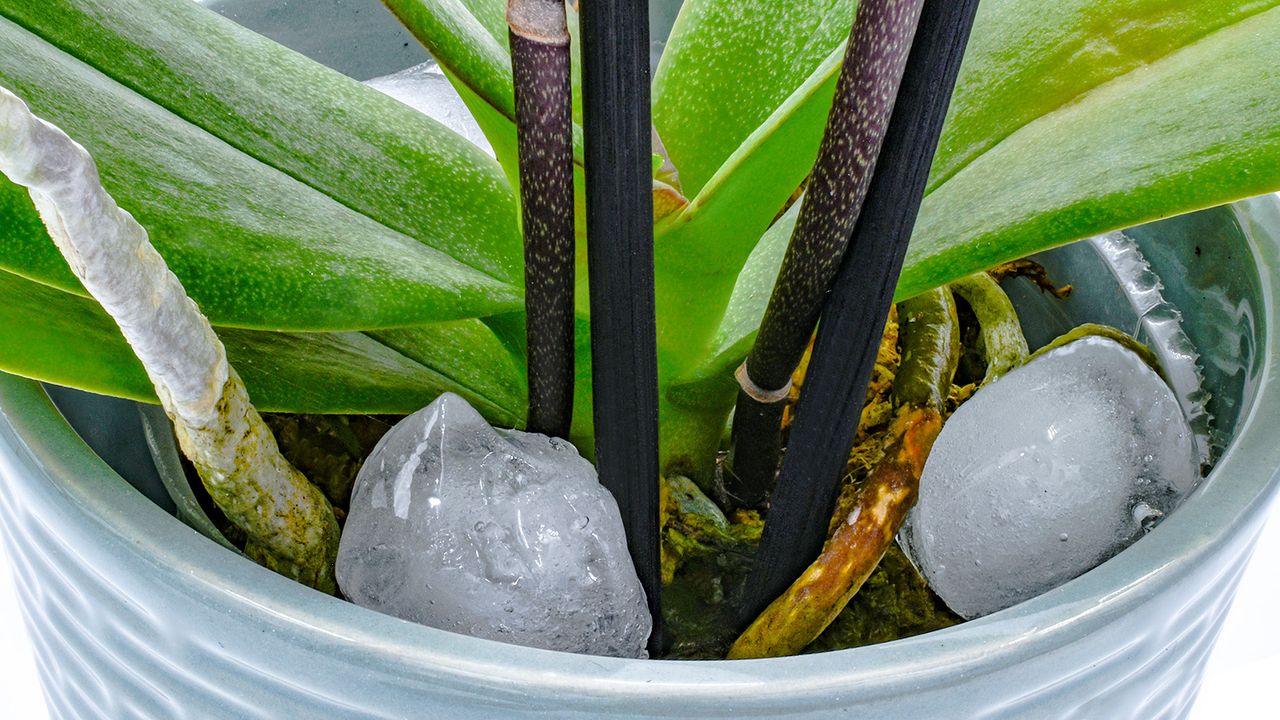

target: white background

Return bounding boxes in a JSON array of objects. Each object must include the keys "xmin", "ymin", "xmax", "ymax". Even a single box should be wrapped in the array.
[{"xmin": 1, "ymin": 511, "xmax": 1277, "ymax": 718}]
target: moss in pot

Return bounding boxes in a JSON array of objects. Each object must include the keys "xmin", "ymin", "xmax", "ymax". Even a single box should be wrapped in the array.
[{"xmin": 0, "ymin": 0, "xmax": 1280, "ymax": 707}]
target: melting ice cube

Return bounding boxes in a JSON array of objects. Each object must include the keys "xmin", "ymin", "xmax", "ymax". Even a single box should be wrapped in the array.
[
  {"xmin": 365, "ymin": 61, "xmax": 494, "ymax": 156},
  {"xmin": 899, "ymin": 336, "xmax": 1201, "ymax": 620},
  {"xmin": 336, "ymin": 393, "xmax": 652, "ymax": 658}
]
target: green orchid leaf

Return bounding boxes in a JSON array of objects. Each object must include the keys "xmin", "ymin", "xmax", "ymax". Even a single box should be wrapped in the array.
[
  {"xmin": 0, "ymin": 270, "xmax": 526, "ymax": 425},
  {"xmin": 0, "ymin": 271, "xmax": 154, "ymax": 403},
  {"xmin": 652, "ymin": 0, "xmax": 856, "ymax": 197},
  {"xmin": 444, "ymin": 66, "xmax": 525, "ymax": 184},
  {"xmin": 653, "ymin": 0, "xmax": 1280, "ymax": 387},
  {"xmin": 928, "ymin": 0, "xmax": 1280, "ymax": 194},
  {"xmin": 652, "ymin": 48, "xmax": 839, "ymax": 358},
  {"xmin": 904, "ymin": 5, "xmax": 1280, "ymax": 300},
  {"xmin": 676, "ymin": 4, "xmax": 1280, "ymax": 404},
  {"xmin": 3, "ymin": 0, "xmax": 525, "ymax": 281},
  {"xmin": 566, "ymin": 3, "xmax": 585, "ymax": 128},
  {"xmin": 3, "ymin": 0, "xmax": 524, "ymax": 285},
  {"xmin": 673, "ymin": 201, "xmax": 798, "ymax": 402},
  {"xmin": 652, "ymin": 0, "xmax": 1279, "ymax": 221},
  {"xmin": 0, "ymin": 3, "xmax": 524, "ymax": 330},
  {"xmin": 366, "ymin": 323, "xmax": 528, "ymax": 423},
  {"xmin": 230, "ymin": 324, "xmax": 525, "ymax": 424},
  {"xmin": 386, "ymin": 0, "xmax": 525, "ymax": 185}
]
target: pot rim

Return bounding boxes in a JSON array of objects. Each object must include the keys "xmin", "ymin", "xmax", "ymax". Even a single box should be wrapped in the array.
[{"xmin": 1, "ymin": 197, "xmax": 1278, "ymax": 704}]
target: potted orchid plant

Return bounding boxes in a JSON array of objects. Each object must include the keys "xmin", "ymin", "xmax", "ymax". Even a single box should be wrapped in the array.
[{"xmin": 0, "ymin": 0, "xmax": 1279, "ymax": 716}]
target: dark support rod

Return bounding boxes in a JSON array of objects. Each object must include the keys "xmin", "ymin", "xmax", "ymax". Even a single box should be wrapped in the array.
[
  {"xmin": 728, "ymin": 0, "xmax": 926, "ymax": 507},
  {"xmin": 508, "ymin": 0, "xmax": 576, "ymax": 438},
  {"xmin": 738, "ymin": 0, "xmax": 984, "ymax": 628},
  {"xmin": 579, "ymin": 0, "xmax": 663, "ymax": 654}
]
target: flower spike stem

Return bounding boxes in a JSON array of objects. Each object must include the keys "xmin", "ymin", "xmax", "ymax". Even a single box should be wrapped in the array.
[
  {"xmin": 579, "ymin": 0, "xmax": 663, "ymax": 654},
  {"xmin": 0, "ymin": 87, "xmax": 339, "ymax": 592},
  {"xmin": 727, "ymin": 0, "xmax": 927, "ymax": 507},
  {"xmin": 508, "ymin": 0, "xmax": 576, "ymax": 438},
  {"xmin": 736, "ymin": 0, "xmax": 984, "ymax": 634}
]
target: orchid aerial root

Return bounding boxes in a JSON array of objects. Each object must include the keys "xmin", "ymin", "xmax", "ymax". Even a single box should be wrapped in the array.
[{"xmin": 0, "ymin": 86, "xmax": 339, "ymax": 592}]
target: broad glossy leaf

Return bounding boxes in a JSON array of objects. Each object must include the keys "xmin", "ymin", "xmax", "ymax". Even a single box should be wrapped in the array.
[
  {"xmin": 672, "ymin": 202, "xmax": 798, "ymax": 404},
  {"xmin": 905, "ymin": 5, "xmax": 1280, "ymax": 299},
  {"xmin": 677, "ymin": 5, "xmax": 1280, "ymax": 402},
  {"xmin": 0, "ymin": 8, "xmax": 522, "ymax": 331},
  {"xmin": 653, "ymin": 48, "xmax": 839, "ymax": 357},
  {"xmin": 654, "ymin": 0, "xmax": 1280, "ymax": 376},
  {"xmin": 653, "ymin": 0, "xmax": 1280, "ymax": 220},
  {"xmin": 366, "ymin": 323, "xmax": 527, "ymax": 423},
  {"xmin": 652, "ymin": 0, "xmax": 856, "ymax": 196},
  {"xmin": 0, "ymin": 271, "xmax": 153, "ymax": 402},
  {"xmin": 0, "ymin": 24, "xmax": 520, "ymax": 330},
  {"xmin": 1, "ymin": 0, "xmax": 524, "ymax": 285},
  {"xmin": 0, "ymin": 270, "xmax": 526, "ymax": 425},
  {"xmin": 928, "ymin": 0, "xmax": 1280, "ymax": 193}
]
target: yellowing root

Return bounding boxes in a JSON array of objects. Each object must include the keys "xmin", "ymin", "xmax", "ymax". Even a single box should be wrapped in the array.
[{"xmin": 728, "ymin": 406, "xmax": 942, "ymax": 659}]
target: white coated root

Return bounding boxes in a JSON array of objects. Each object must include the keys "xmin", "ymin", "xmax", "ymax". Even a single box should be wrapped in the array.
[{"xmin": 0, "ymin": 86, "xmax": 338, "ymax": 591}]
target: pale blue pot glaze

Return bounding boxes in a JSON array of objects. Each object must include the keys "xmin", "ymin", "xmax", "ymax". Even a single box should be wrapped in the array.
[{"xmin": 0, "ymin": 196, "xmax": 1276, "ymax": 719}]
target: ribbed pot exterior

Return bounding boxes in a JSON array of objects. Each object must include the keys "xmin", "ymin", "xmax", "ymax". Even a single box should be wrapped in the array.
[
  {"xmin": 0, "ymin": 411, "xmax": 1266, "ymax": 720},
  {"xmin": 0, "ymin": 204, "xmax": 1277, "ymax": 719}
]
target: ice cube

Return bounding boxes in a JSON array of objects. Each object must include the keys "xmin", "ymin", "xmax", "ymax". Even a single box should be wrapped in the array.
[
  {"xmin": 365, "ymin": 61, "xmax": 494, "ymax": 156},
  {"xmin": 899, "ymin": 336, "xmax": 1201, "ymax": 620},
  {"xmin": 336, "ymin": 393, "xmax": 651, "ymax": 658}
]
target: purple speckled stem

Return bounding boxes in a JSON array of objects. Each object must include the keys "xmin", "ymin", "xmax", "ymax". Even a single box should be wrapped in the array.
[
  {"xmin": 727, "ymin": 0, "xmax": 926, "ymax": 507},
  {"xmin": 509, "ymin": 0, "xmax": 576, "ymax": 438}
]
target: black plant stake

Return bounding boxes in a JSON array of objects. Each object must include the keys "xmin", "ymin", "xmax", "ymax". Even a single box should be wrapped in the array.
[
  {"xmin": 738, "ymin": 0, "xmax": 984, "ymax": 629},
  {"xmin": 579, "ymin": 0, "xmax": 663, "ymax": 654},
  {"xmin": 727, "ymin": 0, "xmax": 927, "ymax": 507},
  {"xmin": 508, "ymin": 0, "xmax": 576, "ymax": 438}
]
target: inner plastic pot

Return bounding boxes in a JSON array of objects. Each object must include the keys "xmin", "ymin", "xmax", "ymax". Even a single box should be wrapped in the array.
[{"xmin": 2, "ymin": 197, "xmax": 1274, "ymax": 719}]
